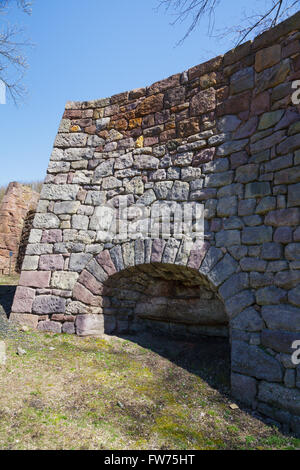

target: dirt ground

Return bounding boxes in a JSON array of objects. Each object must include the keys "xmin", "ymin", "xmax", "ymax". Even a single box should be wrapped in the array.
[{"xmin": 0, "ymin": 276, "xmax": 299, "ymax": 450}]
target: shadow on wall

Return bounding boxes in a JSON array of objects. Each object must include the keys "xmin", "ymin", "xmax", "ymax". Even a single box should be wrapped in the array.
[
  {"xmin": 0, "ymin": 285, "xmax": 17, "ymax": 317},
  {"xmin": 101, "ymin": 263, "xmax": 229, "ymax": 339},
  {"xmin": 103, "ymin": 263, "xmax": 232, "ymax": 407},
  {"xmin": 15, "ymin": 210, "xmax": 37, "ymax": 274}
]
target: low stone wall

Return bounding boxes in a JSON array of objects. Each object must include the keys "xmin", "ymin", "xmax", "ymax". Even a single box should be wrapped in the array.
[
  {"xmin": 11, "ymin": 12, "xmax": 300, "ymax": 435},
  {"xmin": 0, "ymin": 183, "xmax": 40, "ymax": 275}
]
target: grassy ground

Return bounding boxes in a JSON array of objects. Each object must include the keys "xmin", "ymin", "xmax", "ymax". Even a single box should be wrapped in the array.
[{"xmin": 0, "ymin": 276, "xmax": 299, "ymax": 450}]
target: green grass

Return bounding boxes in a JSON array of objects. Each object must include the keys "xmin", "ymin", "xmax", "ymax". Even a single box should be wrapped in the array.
[{"xmin": 0, "ymin": 329, "xmax": 299, "ymax": 450}]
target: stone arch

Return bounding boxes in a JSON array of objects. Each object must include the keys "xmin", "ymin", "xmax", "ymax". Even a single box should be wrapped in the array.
[{"xmin": 69, "ymin": 238, "xmax": 254, "ymax": 338}]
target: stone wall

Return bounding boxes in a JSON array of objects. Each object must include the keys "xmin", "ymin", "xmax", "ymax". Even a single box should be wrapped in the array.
[
  {"xmin": 11, "ymin": 12, "xmax": 300, "ymax": 435},
  {"xmin": 0, "ymin": 183, "xmax": 40, "ymax": 275}
]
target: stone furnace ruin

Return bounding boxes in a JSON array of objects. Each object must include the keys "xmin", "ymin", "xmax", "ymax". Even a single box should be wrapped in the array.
[
  {"xmin": 11, "ymin": 13, "xmax": 300, "ymax": 434},
  {"xmin": 0, "ymin": 182, "xmax": 39, "ymax": 275}
]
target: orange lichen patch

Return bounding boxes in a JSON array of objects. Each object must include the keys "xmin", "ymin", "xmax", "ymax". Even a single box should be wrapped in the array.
[{"xmin": 70, "ymin": 125, "xmax": 81, "ymax": 133}]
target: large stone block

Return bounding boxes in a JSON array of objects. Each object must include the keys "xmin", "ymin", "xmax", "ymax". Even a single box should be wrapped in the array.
[
  {"xmin": 231, "ymin": 307, "xmax": 264, "ymax": 332},
  {"xmin": 76, "ymin": 314, "xmax": 104, "ymax": 336},
  {"xmin": 261, "ymin": 304, "xmax": 300, "ymax": 331},
  {"xmin": 242, "ymin": 226, "xmax": 273, "ymax": 245},
  {"xmin": 37, "ymin": 321, "xmax": 62, "ymax": 334},
  {"xmin": 258, "ymin": 381, "xmax": 300, "ymax": 415},
  {"xmin": 11, "ymin": 286, "xmax": 35, "ymax": 314},
  {"xmin": 232, "ymin": 340, "xmax": 282, "ymax": 382},
  {"xmin": 261, "ymin": 329, "xmax": 300, "ymax": 354},
  {"xmin": 19, "ymin": 271, "xmax": 51, "ymax": 288},
  {"xmin": 32, "ymin": 295, "xmax": 66, "ymax": 315},
  {"xmin": 51, "ymin": 272, "xmax": 79, "ymax": 290},
  {"xmin": 231, "ymin": 373, "xmax": 257, "ymax": 406},
  {"xmin": 207, "ymin": 254, "xmax": 238, "ymax": 287}
]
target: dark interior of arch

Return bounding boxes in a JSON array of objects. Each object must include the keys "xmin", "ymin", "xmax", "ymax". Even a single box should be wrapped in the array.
[{"xmin": 102, "ymin": 263, "xmax": 228, "ymax": 338}]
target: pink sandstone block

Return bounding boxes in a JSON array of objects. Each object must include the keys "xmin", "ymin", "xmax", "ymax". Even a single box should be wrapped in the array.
[
  {"xmin": 11, "ymin": 286, "xmax": 35, "ymax": 313},
  {"xmin": 10, "ymin": 312, "xmax": 38, "ymax": 329},
  {"xmin": 96, "ymin": 250, "xmax": 117, "ymax": 276},
  {"xmin": 41, "ymin": 229, "xmax": 63, "ymax": 243},
  {"xmin": 39, "ymin": 254, "xmax": 64, "ymax": 271},
  {"xmin": 72, "ymin": 282, "xmax": 101, "ymax": 307},
  {"xmin": 188, "ymin": 241, "xmax": 210, "ymax": 270},
  {"xmin": 151, "ymin": 239, "xmax": 166, "ymax": 263},
  {"xmin": 78, "ymin": 270, "xmax": 104, "ymax": 296},
  {"xmin": 19, "ymin": 271, "xmax": 51, "ymax": 288}
]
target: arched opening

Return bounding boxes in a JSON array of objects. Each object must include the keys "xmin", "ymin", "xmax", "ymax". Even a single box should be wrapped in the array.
[
  {"xmin": 102, "ymin": 263, "xmax": 228, "ymax": 338},
  {"xmin": 15, "ymin": 209, "xmax": 36, "ymax": 273},
  {"xmin": 102, "ymin": 263, "xmax": 231, "ymax": 393}
]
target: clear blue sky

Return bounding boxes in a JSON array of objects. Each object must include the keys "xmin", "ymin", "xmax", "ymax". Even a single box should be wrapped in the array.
[{"xmin": 0, "ymin": 0, "xmax": 293, "ymax": 186}]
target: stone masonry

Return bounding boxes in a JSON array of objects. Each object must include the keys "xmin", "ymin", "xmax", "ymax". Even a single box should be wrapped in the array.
[
  {"xmin": 11, "ymin": 12, "xmax": 300, "ymax": 434},
  {"xmin": 0, "ymin": 182, "xmax": 40, "ymax": 275}
]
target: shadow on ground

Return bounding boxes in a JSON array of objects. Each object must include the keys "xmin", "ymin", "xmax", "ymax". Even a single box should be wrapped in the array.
[
  {"xmin": 0, "ymin": 285, "xmax": 17, "ymax": 318},
  {"xmin": 114, "ymin": 330, "xmax": 295, "ymax": 438},
  {"xmin": 118, "ymin": 331, "xmax": 231, "ymax": 395}
]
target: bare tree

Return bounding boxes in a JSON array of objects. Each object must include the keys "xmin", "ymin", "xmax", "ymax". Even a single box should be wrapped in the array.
[
  {"xmin": 0, "ymin": 0, "xmax": 32, "ymax": 103},
  {"xmin": 158, "ymin": 0, "xmax": 300, "ymax": 45}
]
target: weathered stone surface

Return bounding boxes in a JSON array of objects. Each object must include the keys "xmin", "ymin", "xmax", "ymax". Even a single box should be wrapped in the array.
[
  {"xmin": 0, "ymin": 182, "xmax": 40, "ymax": 275},
  {"xmin": 69, "ymin": 253, "xmax": 93, "ymax": 272},
  {"xmin": 219, "ymin": 273, "xmax": 249, "ymax": 300},
  {"xmin": 40, "ymin": 184, "xmax": 79, "ymax": 201},
  {"xmin": 255, "ymin": 60, "xmax": 290, "ymax": 94},
  {"xmin": 19, "ymin": 271, "xmax": 51, "ymax": 288},
  {"xmin": 34, "ymin": 214, "xmax": 60, "ymax": 230},
  {"xmin": 255, "ymin": 45, "xmax": 281, "ymax": 72},
  {"xmin": 32, "ymin": 295, "xmax": 66, "ymax": 315},
  {"xmin": 261, "ymin": 242, "xmax": 282, "ymax": 260},
  {"xmin": 262, "ymin": 304, "xmax": 300, "ymax": 331},
  {"xmin": 231, "ymin": 67, "xmax": 254, "ymax": 95},
  {"xmin": 199, "ymin": 247, "xmax": 223, "ymax": 275},
  {"xmin": 242, "ymin": 226, "xmax": 273, "ymax": 245},
  {"xmin": 62, "ymin": 322, "xmax": 75, "ymax": 334},
  {"xmin": 274, "ymin": 166, "xmax": 300, "ymax": 185},
  {"xmin": 231, "ymin": 307, "xmax": 264, "ymax": 332},
  {"xmin": 11, "ymin": 286, "xmax": 35, "ymax": 313},
  {"xmin": 39, "ymin": 255, "xmax": 64, "ymax": 271},
  {"xmin": 285, "ymin": 243, "xmax": 300, "ymax": 261},
  {"xmin": 225, "ymin": 290, "xmax": 255, "ymax": 318},
  {"xmin": 207, "ymin": 254, "xmax": 238, "ymax": 287},
  {"xmin": 235, "ymin": 164, "xmax": 259, "ymax": 183},
  {"xmin": 288, "ymin": 183, "xmax": 300, "ymax": 208},
  {"xmin": 256, "ymin": 197, "xmax": 276, "ymax": 215},
  {"xmin": 76, "ymin": 314, "xmax": 104, "ymax": 336},
  {"xmin": 258, "ymin": 382, "xmax": 300, "ymax": 415},
  {"xmin": 216, "ymin": 230, "xmax": 240, "ymax": 247},
  {"xmin": 289, "ymin": 285, "xmax": 300, "ymax": 307},
  {"xmin": 261, "ymin": 329, "xmax": 300, "ymax": 354},
  {"xmin": 37, "ymin": 321, "xmax": 62, "ymax": 334},
  {"xmin": 256, "ymin": 286, "xmax": 286, "ymax": 305},
  {"xmin": 275, "ymin": 270, "xmax": 300, "ymax": 289},
  {"xmin": 231, "ymin": 373, "xmax": 257, "ymax": 406},
  {"xmin": 51, "ymin": 272, "xmax": 79, "ymax": 290},
  {"xmin": 245, "ymin": 182, "xmax": 271, "ymax": 199},
  {"xmin": 136, "ymin": 94, "xmax": 164, "ymax": 116},
  {"xmin": 216, "ymin": 141, "xmax": 248, "ymax": 157},
  {"xmin": 232, "ymin": 340, "xmax": 282, "ymax": 382},
  {"xmin": 190, "ymin": 88, "xmax": 216, "ymax": 115},
  {"xmin": 265, "ymin": 209, "xmax": 300, "ymax": 227}
]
